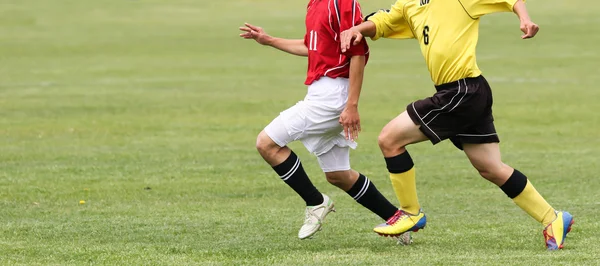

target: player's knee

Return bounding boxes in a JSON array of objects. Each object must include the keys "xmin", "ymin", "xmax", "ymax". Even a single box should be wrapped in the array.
[
  {"xmin": 378, "ymin": 130, "xmax": 404, "ymax": 155},
  {"xmin": 377, "ymin": 130, "xmax": 392, "ymax": 150},
  {"xmin": 476, "ymin": 163, "xmax": 512, "ymax": 184},
  {"xmin": 476, "ymin": 168, "xmax": 495, "ymax": 181},
  {"xmin": 255, "ymin": 131, "xmax": 276, "ymax": 157}
]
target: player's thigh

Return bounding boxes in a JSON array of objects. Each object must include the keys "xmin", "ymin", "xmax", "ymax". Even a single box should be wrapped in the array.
[
  {"xmin": 463, "ymin": 143, "xmax": 512, "ymax": 179},
  {"xmin": 300, "ymin": 104, "xmax": 357, "ymax": 156},
  {"xmin": 408, "ymin": 76, "xmax": 493, "ymax": 145},
  {"xmin": 316, "ymin": 145, "xmax": 351, "ymax": 173},
  {"xmin": 463, "ymin": 143, "xmax": 502, "ymax": 170},
  {"xmin": 379, "ymin": 111, "xmax": 428, "ymax": 148},
  {"xmin": 263, "ymin": 102, "xmax": 308, "ymax": 148}
]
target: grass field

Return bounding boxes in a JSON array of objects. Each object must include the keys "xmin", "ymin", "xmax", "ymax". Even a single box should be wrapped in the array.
[{"xmin": 1, "ymin": 0, "xmax": 600, "ymax": 265}]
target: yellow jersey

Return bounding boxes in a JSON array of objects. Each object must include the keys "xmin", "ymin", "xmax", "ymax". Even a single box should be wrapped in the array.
[{"xmin": 368, "ymin": 0, "xmax": 520, "ymax": 85}]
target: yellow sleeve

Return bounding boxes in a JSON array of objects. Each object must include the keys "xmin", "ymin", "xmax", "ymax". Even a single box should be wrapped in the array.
[
  {"xmin": 367, "ymin": 1, "xmax": 415, "ymax": 41},
  {"xmin": 458, "ymin": 0, "xmax": 522, "ymax": 18}
]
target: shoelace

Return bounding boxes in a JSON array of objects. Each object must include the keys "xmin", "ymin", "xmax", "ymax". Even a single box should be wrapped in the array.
[
  {"xmin": 387, "ymin": 210, "xmax": 408, "ymax": 225},
  {"xmin": 304, "ymin": 206, "xmax": 325, "ymax": 224}
]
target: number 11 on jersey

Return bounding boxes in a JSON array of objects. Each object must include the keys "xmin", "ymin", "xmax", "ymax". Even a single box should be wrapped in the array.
[{"xmin": 309, "ymin": 30, "xmax": 318, "ymax": 51}]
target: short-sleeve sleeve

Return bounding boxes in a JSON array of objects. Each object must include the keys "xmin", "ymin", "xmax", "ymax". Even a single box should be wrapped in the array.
[
  {"xmin": 458, "ymin": 0, "xmax": 522, "ymax": 18},
  {"xmin": 367, "ymin": 1, "xmax": 415, "ymax": 41},
  {"xmin": 335, "ymin": 0, "xmax": 369, "ymax": 56}
]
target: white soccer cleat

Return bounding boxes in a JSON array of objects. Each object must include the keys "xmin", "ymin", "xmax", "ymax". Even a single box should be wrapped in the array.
[{"xmin": 298, "ymin": 194, "xmax": 335, "ymax": 239}]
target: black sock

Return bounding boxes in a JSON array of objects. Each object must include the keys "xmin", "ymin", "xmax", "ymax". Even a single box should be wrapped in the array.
[
  {"xmin": 272, "ymin": 151, "xmax": 324, "ymax": 206},
  {"xmin": 500, "ymin": 169, "xmax": 528, "ymax": 198},
  {"xmin": 346, "ymin": 174, "xmax": 398, "ymax": 220},
  {"xmin": 384, "ymin": 151, "xmax": 414, "ymax": 174}
]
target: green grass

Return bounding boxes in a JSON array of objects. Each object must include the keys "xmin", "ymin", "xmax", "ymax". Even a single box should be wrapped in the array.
[{"xmin": 1, "ymin": 0, "xmax": 599, "ymax": 265}]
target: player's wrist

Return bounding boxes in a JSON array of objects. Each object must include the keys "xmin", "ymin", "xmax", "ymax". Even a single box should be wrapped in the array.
[
  {"xmin": 262, "ymin": 35, "xmax": 275, "ymax": 46},
  {"xmin": 346, "ymin": 102, "xmax": 359, "ymax": 108}
]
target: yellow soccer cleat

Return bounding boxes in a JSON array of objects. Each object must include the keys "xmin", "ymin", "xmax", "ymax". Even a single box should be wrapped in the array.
[
  {"xmin": 543, "ymin": 211, "xmax": 574, "ymax": 250},
  {"xmin": 374, "ymin": 209, "xmax": 426, "ymax": 237}
]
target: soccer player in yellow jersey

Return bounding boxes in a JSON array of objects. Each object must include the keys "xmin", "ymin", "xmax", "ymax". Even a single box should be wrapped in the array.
[{"xmin": 340, "ymin": 0, "xmax": 573, "ymax": 250}]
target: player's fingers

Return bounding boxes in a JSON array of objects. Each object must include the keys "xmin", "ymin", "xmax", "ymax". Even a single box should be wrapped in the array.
[
  {"xmin": 352, "ymin": 33, "xmax": 363, "ymax": 46},
  {"xmin": 244, "ymin": 23, "xmax": 258, "ymax": 31},
  {"xmin": 527, "ymin": 25, "xmax": 535, "ymax": 37},
  {"xmin": 239, "ymin": 27, "xmax": 251, "ymax": 32},
  {"xmin": 531, "ymin": 25, "xmax": 540, "ymax": 37},
  {"xmin": 340, "ymin": 34, "xmax": 349, "ymax": 52},
  {"xmin": 343, "ymin": 125, "xmax": 350, "ymax": 140},
  {"xmin": 248, "ymin": 30, "xmax": 262, "ymax": 39},
  {"xmin": 352, "ymin": 125, "xmax": 359, "ymax": 140}
]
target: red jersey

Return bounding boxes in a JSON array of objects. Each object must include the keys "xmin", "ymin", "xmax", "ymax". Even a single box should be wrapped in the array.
[{"xmin": 304, "ymin": 0, "xmax": 369, "ymax": 85}]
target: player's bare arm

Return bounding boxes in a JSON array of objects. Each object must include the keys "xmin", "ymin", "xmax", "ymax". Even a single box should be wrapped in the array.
[
  {"xmin": 339, "ymin": 55, "xmax": 365, "ymax": 141},
  {"xmin": 239, "ymin": 23, "xmax": 308, "ymax": 57},
  {"xmin": 340, "ymin": 21, "xmax": 376, "ymax": 53},
  {"xmin": 513, "ymin": 0, "xmax": 539, "ymax": 39}
]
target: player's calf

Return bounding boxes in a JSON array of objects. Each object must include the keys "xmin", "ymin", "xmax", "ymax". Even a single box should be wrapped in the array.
[
  {"xmin": 324, "ymin": 170, "xmax": 357, "ymax": 191},
  {"xmin": 323, "ymin": 169, "xmax": 399, "ymax": 223}
]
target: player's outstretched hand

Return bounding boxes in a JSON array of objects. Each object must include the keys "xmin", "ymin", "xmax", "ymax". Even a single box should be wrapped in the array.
[
  {"xmin": 339, "ymin": 106, "xmax": 361, "ymax": 141},
  {"xmin": 340, "ymin": 28, "xmax": 363, "ymax": 53},
  {"xmin": 239, "ymin": 23, "xmax": 272, "ymax": 45},
  {"xmin": 520, "ymin": 20, "xmax": 539, "ymax": 39}
]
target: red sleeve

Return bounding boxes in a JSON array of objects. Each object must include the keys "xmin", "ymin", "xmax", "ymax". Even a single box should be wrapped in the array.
[{"xmin": 334, "ymin": 0, "xmax": 368, "ymax": 56}]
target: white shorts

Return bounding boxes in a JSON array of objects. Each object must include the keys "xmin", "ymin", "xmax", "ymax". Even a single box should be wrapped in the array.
[{"xmin": 264, "ymin": 77, "xmax": 357, "ymax": 172}]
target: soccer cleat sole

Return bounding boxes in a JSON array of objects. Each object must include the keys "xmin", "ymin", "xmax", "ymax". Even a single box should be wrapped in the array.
[{"xmin": 376, "ymin": 225, "xmax": 425, "ymax": 237}]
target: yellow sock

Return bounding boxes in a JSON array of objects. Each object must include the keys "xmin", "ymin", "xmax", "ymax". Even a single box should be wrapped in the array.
[
  {"xmin": 513, "ymin": 181, "xmax": 557, "ymax": 226},
  {"xmin": 389, "ymin": 167, "xmax": 420, "ymax": 214}
]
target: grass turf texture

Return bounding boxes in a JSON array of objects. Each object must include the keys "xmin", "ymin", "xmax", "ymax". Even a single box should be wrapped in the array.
[{"xmin": 1, "ymin": 0, "xmax": 599, "ymax": 265}]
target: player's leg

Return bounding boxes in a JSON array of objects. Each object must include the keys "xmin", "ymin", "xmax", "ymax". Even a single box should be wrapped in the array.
[
  {"xmin": 462, "ymin": 142, "xmax": 573, "ymax": 250},
  {"xmin": 374, "ymin": 77, "xmax": 488, "ymax": 236},
  {"xmin": 257, "ymin": 129, "xmax": 324, "ymax": 207},
  {"xmin": 373, "ymin": 111, "xmax": 429, "ymax": 236},
  {"xmin": 317, "ymin": 145, "xmax": 399, "ymax": 221},
  {"xmin": 258, "ymin": 106, "xmax": 333, "ymax": 239}
]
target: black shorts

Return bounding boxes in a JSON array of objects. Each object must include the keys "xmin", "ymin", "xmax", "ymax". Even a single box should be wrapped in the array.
[{"xmin": 407, "ymin": 75, "xmax": 500, "ymax": 150}]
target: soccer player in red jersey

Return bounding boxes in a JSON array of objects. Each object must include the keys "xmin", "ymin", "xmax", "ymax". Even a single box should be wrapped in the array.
[{"xmin": 239, "ymin": 0, "xmax": 404, "ymax": 240}]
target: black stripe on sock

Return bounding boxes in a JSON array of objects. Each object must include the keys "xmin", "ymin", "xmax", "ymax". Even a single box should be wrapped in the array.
[
  {"xmin": 384, "ymin": 151, "xmax": 414, "ymax": 174},
  {"xmin": 347, "ymin": 174, "xmax": 369, "ymax": 200},
  {"xmin": 500, "ymin": 169, "xmax": 528, "ymax": 199},
  {"xmin": 273, "ymin": 151, "xmax": 299, "ymax": 177}
]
